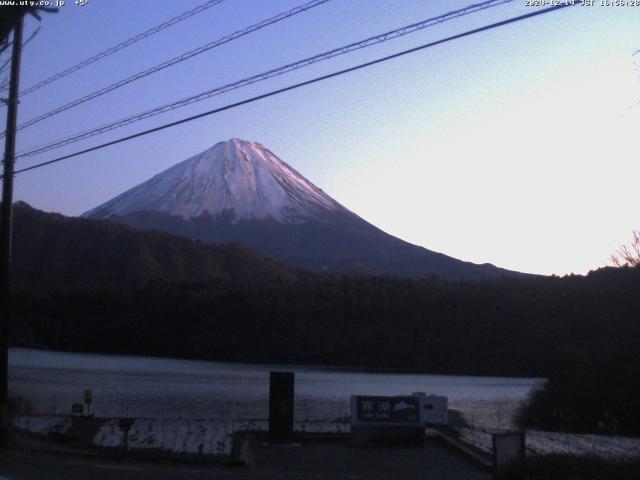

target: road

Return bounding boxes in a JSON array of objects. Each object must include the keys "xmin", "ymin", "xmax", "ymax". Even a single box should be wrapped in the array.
[
  {"xmin": 0, "ymin": 438, "xmax": 491, "ymax": 480},
  {"xmin": 0, "ymin": 451, "xmax": 248, "ymax": 480}
]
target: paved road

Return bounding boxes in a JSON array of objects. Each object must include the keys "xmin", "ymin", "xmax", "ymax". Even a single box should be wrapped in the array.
[
  {"xmin": 2, "ymin": 452, "xmax": 242, "ymax": 480},
  {"xmin": 253, "ymin": 438, "xmax": 492, "ymax": 480},
  {"xmin": 0, "ymin": 438, "xmax": 491, "ymax": 479}
]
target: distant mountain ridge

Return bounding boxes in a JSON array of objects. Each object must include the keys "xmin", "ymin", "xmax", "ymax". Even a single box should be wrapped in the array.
[{"xmin": 84, "ymin": 139, "xmax": 523, "ymax": 280}]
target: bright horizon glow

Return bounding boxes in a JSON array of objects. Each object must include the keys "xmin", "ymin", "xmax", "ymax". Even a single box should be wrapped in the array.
[{"xmin": 5, "ymin": 0, "xmax": 639, "ymax": 276}]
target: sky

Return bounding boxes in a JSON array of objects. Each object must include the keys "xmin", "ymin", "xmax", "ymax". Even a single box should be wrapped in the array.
[{"xmin": 2, "ymin": 0, "xmax": 639, "ymax": 276}]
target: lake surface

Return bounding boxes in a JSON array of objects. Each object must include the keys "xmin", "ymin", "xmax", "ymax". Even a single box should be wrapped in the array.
[{"xmin": 9, "ymin": 348, "xmax": 543, "ymax": 429}]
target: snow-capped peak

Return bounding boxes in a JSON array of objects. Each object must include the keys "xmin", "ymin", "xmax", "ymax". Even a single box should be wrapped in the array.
[{"xmin": 83, "ymin": 139, "xmax": 343, "ymax": 222}]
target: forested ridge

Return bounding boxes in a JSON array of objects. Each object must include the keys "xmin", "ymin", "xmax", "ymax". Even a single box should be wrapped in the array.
[{"xmin": 12, "ymin": 268, "xmax": 639, "ymax": 377}]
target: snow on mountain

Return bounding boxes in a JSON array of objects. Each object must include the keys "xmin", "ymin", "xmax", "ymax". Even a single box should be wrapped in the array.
[{"xmin": 83, "ymin": 139, "xmax": 342, "ymax": 223}]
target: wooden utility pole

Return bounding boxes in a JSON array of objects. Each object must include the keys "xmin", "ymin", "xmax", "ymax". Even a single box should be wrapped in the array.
[{"xmin": 0, "ymin": 14, "xmax": 23, "ymax": 448}]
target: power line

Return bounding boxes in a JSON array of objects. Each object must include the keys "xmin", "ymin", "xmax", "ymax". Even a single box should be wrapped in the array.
[
  {"xmin": 10, "ymin": 3, "xmax": 577, "ymax": 178},
  {"xmin": 0, "ymin": 27, "xmax": 39, "ymax": 76},
  {"xmin": 0, "ymin": 0, "xmax": 227, "ymax": 96},
  {"xmin": 5, "ymin": 0, "xmax": 331, "ymax": 136},
  {"xmin": 16, "ymin": 0, "xmax": 514, "ymax": 158}
]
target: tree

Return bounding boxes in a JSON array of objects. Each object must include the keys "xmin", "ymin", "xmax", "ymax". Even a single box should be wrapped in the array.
[{"xmin": 611, "ymin": 231, "xmax": 640, "ymax": 267}]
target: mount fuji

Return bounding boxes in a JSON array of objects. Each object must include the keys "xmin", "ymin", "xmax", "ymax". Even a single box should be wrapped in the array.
[{"xmin": 83, "ymin": 139, "xmax": 519, "ymax": 280}]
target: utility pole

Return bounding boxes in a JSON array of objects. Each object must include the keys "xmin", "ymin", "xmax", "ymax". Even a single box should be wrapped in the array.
[{"xmin": 0, "ymin": 14, "xmax": 23, "ymax": 448}]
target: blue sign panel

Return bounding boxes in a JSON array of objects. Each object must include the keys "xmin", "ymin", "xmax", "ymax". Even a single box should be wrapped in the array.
[{"xmin": 354, "ymin": 395, "xmax": 420, "ymax": 424}]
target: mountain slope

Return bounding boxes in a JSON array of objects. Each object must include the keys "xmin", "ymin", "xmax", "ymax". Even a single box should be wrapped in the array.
[
  {"xmin": 84, "ymin": 139, "xmax": 522, "ymax": 280},
  {"xmin": 12, "ymin": 202, "xmax": 299, "ymax": 288}
]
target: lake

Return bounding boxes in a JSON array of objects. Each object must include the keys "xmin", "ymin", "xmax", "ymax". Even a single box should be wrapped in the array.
[{"xmin": 9, "ymin": 348, "xmax": 543, "ymax": 429}]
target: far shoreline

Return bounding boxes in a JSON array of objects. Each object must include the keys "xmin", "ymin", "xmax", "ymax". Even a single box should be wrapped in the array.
[{"xmin": 9, "ymin": 347, "xmax": 546, "ymax": 381}]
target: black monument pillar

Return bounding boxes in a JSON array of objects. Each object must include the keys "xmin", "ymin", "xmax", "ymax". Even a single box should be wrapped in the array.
[{"xmin": 268, "ymin": 371, "xmax": 294, "ymax": 442}]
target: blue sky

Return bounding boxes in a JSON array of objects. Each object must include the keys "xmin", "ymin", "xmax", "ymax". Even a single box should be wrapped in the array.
[{"xmin": 4, "ymin": 0, "xmax": 639, "ymax": 275}]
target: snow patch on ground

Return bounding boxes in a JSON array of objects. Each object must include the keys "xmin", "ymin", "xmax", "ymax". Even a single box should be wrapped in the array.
[
  {"xmin": 14, "ymin": 415, "xmax": 640, "ymax": 460},
  {"xmin": 459, "ymin": 427, "xmax": 640, "ymax": 460},
  {"xmin": 92, "ymin": 418, "xmax": 350, "ymax": 457},
  {"xmin": 94, "ymin": 419, "xmax": 234, "ymax": 456},
  {"xmin": 13, "ymin": 416, "xmax": 74, "ymax": 435},
  {"xmin": 452, "ymin": 398, "xmax": 522, "ymax": 430}
]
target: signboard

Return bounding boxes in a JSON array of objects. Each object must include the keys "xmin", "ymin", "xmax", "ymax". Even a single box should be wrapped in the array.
[
  {"xmin": 351, "ymin": 395, "xmax": 420, "ymax": 426},
  {"xmin": 84, "ymin": 389, "xmax": 92, "ymax": 404}
]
